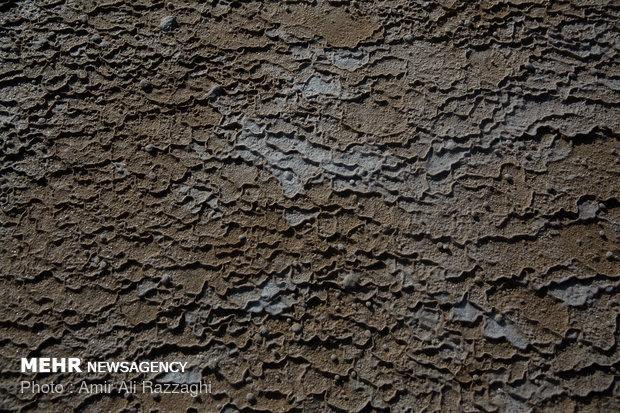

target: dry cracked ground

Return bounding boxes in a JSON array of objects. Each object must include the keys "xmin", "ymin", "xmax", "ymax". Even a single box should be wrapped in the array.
[{"xmin": 1, "ymin": 0, "xmax": 619, "ymax": 412}]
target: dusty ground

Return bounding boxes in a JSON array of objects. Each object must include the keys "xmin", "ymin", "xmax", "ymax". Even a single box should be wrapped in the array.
[{"xmin": 1, "ymin": 0, "xmax": 619, "ymax": 412}]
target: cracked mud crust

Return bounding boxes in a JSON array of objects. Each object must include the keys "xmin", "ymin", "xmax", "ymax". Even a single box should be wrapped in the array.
[{"xmin": 1, "ymin": 0, "xmax": 619, "ymax": 412}]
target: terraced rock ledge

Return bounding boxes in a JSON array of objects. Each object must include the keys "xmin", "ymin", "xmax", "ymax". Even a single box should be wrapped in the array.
[{"xmin": 1, "ymin": 0, "xmax": 619, "ymax": 412}]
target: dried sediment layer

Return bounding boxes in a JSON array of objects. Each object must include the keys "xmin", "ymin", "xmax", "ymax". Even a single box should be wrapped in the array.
[{"xmin": 0, "ymin": 0, "xmax": 619, "ymax": 412}]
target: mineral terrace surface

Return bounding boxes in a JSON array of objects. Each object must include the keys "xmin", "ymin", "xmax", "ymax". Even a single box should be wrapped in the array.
[{"xmin": 1, "ymin": 0, "xmax": 619, "ymax": 412}]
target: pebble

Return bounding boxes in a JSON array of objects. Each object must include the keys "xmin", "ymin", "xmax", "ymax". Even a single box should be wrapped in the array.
[
  {"xmin": 144, "ymin": 143, "xmax": 154, "ymax": 152},
  {"xmin": 161, "ymin": 274, "xmax": 172, "ymax": 286},
  {"xmin": 291, "ymin": 323, "xmax": 302, "ymax": 333},
  {"xmin": 139, "ymin": 79, "xmax": 152, "ymax": 91},
  {"xmin": 606, "ymin": 251, "xmax": 614, "ymax": 260},
  {"xmin": 98, "ymin": 261, "xmax": 108, "ymax": 270},
  {"xmin": 493, "ymin": 313, "xmax": 502, "ymax": 323},
  {"xmin": 92, "ymin": 34, "xmax": 102, "ymax": 43},
  {"xmin": 337, "ymin": 243, "xmax": 345, "ymax": 251},
  {"xmin": 600, "ymin": 230, "xmax": 606, "ymax": 237},
  {"xmin": 403, "ymin": 34, "xmax": 414, "ymax": 43},
  {"xmin": 80, "ymin": 15, "xmax": 88, "ymax": 25},
  {"xmin": 483, "ymin": 201, "xmax": 490, "ymax": 210},
  {"xmin": 504, "ymin": 173, "xmax": 513, "ymax": 182},
  {"xmin": 330, "ymin": 354, "xmax": 338, "ymax": 362},
  {"xmin": 365, "ymin": 301, "xmax": 371, "ymax": 308},
  {"xmin": 260, "ymin": 326, "xmax": 268, "ymax": 336},
  {"xmin": 152, "ymin": 392, "xmax": 160, "ymax": 401},
  {"xmin": 342, "ymin": 273, "xmax": 360, "ymax": 289},
  {"xmin": 160, "ymin": 16, "xmax": 178, "ymax": 32},
  {"xmin": 246, "ymin": 392, "xmax": 256, "ymax": 403},
  {"xmin": 473, "ymin": 374, "xmax": 480, "ymax": 382},
  {"xmin": 334, "ymin": 374, "xmax": 341, "ymax": 381}
]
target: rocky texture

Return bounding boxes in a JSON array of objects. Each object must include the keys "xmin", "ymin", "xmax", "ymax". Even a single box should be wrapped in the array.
[{"xmin": 0, "ymin": 0, "xmax": 619, "ymax": 412}]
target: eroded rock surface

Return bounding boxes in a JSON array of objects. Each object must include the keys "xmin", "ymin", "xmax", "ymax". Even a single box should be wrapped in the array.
[{"xmin": 0, "ymin": 0, "xmax": 619, "ymax": 411}]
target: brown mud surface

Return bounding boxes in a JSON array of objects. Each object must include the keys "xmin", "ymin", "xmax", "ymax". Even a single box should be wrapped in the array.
[{"xmin": 1, "ymin": 0, "xmax": 619, "ymax": 412}]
